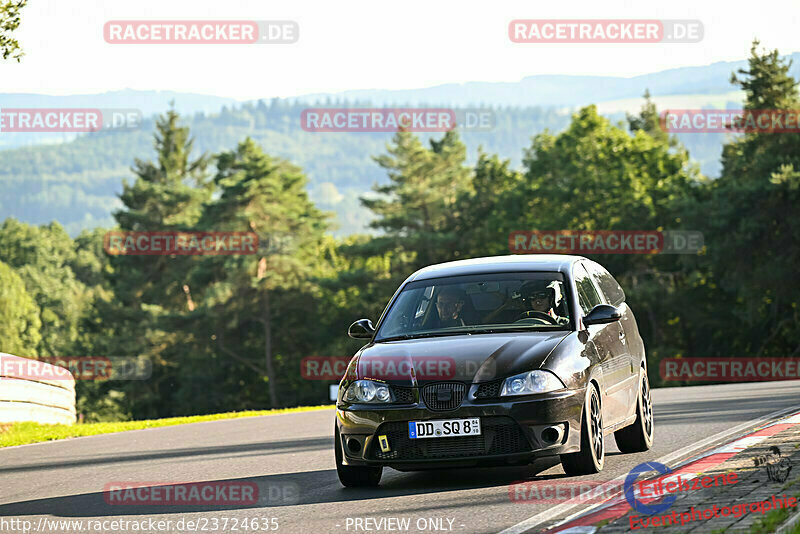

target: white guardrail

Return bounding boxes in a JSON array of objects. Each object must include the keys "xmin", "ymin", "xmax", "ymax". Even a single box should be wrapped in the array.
[{"xmin": 0, "ymin": 352, "xmax": 77, "ymax": 425}]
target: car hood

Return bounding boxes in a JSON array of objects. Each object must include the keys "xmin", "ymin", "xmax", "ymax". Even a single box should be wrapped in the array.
[{"xmin": 352, "ymin": 331, "xmax": 570, "ymax": 386}]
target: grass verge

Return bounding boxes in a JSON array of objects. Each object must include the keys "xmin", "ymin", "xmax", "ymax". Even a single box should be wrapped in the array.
[
  {"xmin": 0, "ymin": 405, "xmax": 334, "ymax": 447},
  {"xmin": 750, "ymin": 476, "xmax": 800, "ymax": 534}
]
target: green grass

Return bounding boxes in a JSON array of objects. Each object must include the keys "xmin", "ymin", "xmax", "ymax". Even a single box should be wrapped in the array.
[
  {"xmin": 780, "ymin": 482, "xmax": 800, "ymax": 534},
  {"xmin": 751, "ymin": 505, "xmax": 794, "ymax": 534},
  {"xmin": 750, "ymin": 483, "xmax": 800, "ymax": 534},
  {"xmin": 785, "ymin": 476, "xmax": 800, "ymax": 492},
  {"xmin": 0, "ymin": 405, "xmax": 334, "ymax": 447}
]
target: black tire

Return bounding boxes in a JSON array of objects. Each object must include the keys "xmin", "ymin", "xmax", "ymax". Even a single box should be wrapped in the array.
[
  {"xmin": 560, "ymin": 384, "xmax": 604, "ymax": 475},
  {"xmin": 335, "ymin": 427, "xmax": 382, "ymax": 487},
  {"xmin": 614, "ymin": 367, "xmax": 654, "ymax": 453}
]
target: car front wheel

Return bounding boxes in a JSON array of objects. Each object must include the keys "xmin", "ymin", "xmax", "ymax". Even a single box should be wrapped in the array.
[
  {"xmin": 335, "ymin": 427, "xmax": 382, "ymax": 487},
  {"xmin": 560, "ymin": 384, "xmax": 604, "ymax": 475}
]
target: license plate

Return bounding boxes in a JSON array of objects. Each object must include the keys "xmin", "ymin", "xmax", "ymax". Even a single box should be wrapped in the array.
[{"xmin": 408, "ymin": 418, "xmax": 481, "ymax": 439}]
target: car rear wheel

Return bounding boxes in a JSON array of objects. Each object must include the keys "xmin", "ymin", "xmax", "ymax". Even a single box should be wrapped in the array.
[
  {"xmin": 560, "ymin": 384, "xmax": 604, "ymax": 475},
  {"xmin": 614, "ymin": 367, "xmax": 654, "ymax": 453},
  {"xmin": 335, "ymin": 427, "xmax": 382, "ymax": 487}
]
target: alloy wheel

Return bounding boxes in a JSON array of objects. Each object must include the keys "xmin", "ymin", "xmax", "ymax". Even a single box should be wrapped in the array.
[
  {"xmin": 590, "ymin": 390, "xmax": 603, "ymax": 461},
  {"xmin": 641, "ymin": 372, "xmax": 653, "ymax": 438}
]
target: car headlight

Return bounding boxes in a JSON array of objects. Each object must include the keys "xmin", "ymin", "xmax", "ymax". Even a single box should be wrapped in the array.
[
  {"xmin": 343, "ymin": 380, "xmax": 394, "ymax": 403},
  {"xmin": 500, "ymin": 370, "xmax": 565, "ymax": 396}
]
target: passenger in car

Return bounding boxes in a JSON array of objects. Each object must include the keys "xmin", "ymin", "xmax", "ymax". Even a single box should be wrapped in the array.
[{"xmin": 433, "ymin": 286, "xmax": 469, "ymax": 328}]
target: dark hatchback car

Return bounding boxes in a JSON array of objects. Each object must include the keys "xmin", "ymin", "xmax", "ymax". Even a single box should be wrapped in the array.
[{"xmin": 335, "ymin": 255, "xmax": 653, "ymax": 487}]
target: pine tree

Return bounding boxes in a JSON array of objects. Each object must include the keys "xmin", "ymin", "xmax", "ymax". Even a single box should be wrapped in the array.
[
  {"xmin": 192, "ymin": 138, "xmax": 330, "ymax": 407},
  {"xmin": 705, "ymin": 41, "xmax": 800, "ymax": 356},
  {"xmin": 628, "ymin": 89, "xmax": 672, "ymax": 146},
  {"xmin": 116, "ymin": 109, "xmax": 210, "ymax": 232},
  {"xmin": 731, "ymin": 41, "xmax": 798, "ymax": 111},
  {"xmin": 105, "ymin": 110, "xmax": 211, "ymax": 418},
  {"xmin": 363, "ymin": 131, "xmax": 472, "ymax": 268}
]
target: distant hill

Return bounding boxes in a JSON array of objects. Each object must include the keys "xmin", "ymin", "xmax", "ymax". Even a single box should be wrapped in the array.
[
  {"xmin": 2, "ymin": 52, "xmax": 789, "ymax": 236},
  {"xmin": 3, "ymin": 53, "xmax": 794, "ymax": 151},
  {"xmin": 0, "ymin": 102, "xmax": 574, "ymax": 236},
  {"xmin": 295, "ymin": 53, "xmax": 800, "ymax": 107},
  {"xmin": 0, "ymin": 99, "xmax": 735, "ymax": 237}
]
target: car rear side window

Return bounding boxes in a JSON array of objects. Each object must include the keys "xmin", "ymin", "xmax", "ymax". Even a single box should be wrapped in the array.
[
  {"xmin": 586, "ymin": 262, "xmax": 626, "ymax": 307},
  {"xmin": 574, "ymin": 263, "xmax": 602, "ymax": 314}
]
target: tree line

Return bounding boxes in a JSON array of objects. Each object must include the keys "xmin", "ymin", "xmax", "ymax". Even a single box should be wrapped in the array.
[{"xmin": 0, "ymin": 42, "xmax": 797, "ymax": 421}]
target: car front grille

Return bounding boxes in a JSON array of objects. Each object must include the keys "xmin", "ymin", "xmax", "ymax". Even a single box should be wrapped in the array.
[
  {"xmin": 369, "ymin": 416, "xmax": 531, "ymax": 461},
  {"xmin": 421, "ymin": 382, "xmax": 466, "ymax": 411},
  {"xmin": 474, "ymin": 379, "xmax": 504, "ymax": 399}
]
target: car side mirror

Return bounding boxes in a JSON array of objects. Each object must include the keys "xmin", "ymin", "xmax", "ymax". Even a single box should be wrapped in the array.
[
  {"xmin": 348, "ymin": 319, "xmax": 375, "ymax": 339},
  {"xmin": 583, "ymin": 304, "xmax": 622, "ymax": 326}
]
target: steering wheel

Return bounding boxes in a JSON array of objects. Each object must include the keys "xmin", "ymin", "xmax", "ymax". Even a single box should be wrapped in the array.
[{"xmin": 515, "ymin": 310, "xmax": 558, "ymax": 324}]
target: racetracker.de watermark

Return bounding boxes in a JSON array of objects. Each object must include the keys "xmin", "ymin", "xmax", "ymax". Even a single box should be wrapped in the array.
[
  {"xmin": 509, "ymin": 480, "xmax": 625, "ymax": 503},
  {"xmin": 660, "ymin": 358, "xmax": 800, "ymax": 382},
  {"xmin": 508, "ymin": 20, "xmax": 703, "ymax": 43},
  {"xmin": 104, "ymin": 231, "xmax": 259, "ymax": 256},
  {"xmin": 104, "ymin": 20, "xmax": 298, "ymax": 44},
  {"xmin": 301, "ymin": 356, "xmax": 351, "ymax": 381},
  {"xmin": 102, "ymin": 481, "xmax": 299, "ymax": 505},
  {"xmin": 0, "ymin": 355, "xmax": 151, "ymax": 381},
  {"xmin": 509, "ymin": 230, "xmax": 704, "ymax": 255},
  {"xmin": 300, "ymin": 108, "xmax": 495, "ymax": 132},
  {"xmin": 301, "ymin": 356, "xmax": 459, "ymax": 381},
  {"xmin": 660, "ymin": 109, "xmax": 800, "ymax": 133},
  {"xmin": 0, "ymin": 108, "xmax": 141, "ymax": 132}
]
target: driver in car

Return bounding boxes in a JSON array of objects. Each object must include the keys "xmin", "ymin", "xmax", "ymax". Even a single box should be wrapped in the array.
[
  {"xmin": 519, "ymin": 280, "xmax": 569, "ymax": 324},
  {"xmin": 483, "ymin": 280, "xmax": 568, "ymax": 324}
]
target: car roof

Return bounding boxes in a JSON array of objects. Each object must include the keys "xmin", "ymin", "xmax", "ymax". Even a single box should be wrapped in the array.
[{"xmin": 406, "ymin": 254, "xmax": 586, "ymax": 282}]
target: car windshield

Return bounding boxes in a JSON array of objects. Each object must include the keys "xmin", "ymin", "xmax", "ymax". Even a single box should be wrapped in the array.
[{"xmin": 375, "ymin": 272, "xmax": 571, "ymax": 341}]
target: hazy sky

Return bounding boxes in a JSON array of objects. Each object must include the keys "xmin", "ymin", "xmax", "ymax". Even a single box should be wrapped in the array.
[{"xmin": 2, "ymin": 0, "xmax": 798, "ymax": 100}]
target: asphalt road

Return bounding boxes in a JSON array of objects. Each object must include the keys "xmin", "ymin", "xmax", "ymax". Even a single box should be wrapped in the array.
[{"xmin": 2, "ymin": 381, "xmax": 800, "ymax": 534}]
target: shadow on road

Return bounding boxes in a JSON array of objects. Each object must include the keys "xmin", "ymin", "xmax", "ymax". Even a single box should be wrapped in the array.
[
  {"xmin": 0, "ymin": 436, "xmax": 334, "ymax": 475},
  {"xmin": 0, "ymin": 457, "xmax": 572, "ymax": 517},
  {"xmin": 6, "ymin": 382, "xmax": 798, "ymax": 518}
]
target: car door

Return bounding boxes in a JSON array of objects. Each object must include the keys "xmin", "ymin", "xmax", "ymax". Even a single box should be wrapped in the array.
[
  {"xmin": 574, "ymin": 262, "xmax": 628, "ymax": 427},
  {"xmin": 585, "ymin": 261, "xmax": 639, "ymax": 422}
]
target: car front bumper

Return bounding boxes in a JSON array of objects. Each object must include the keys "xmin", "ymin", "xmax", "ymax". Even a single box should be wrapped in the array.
[{"xmin": 335, "ymin": 386, "xmax": 585, "ymax": 469}]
